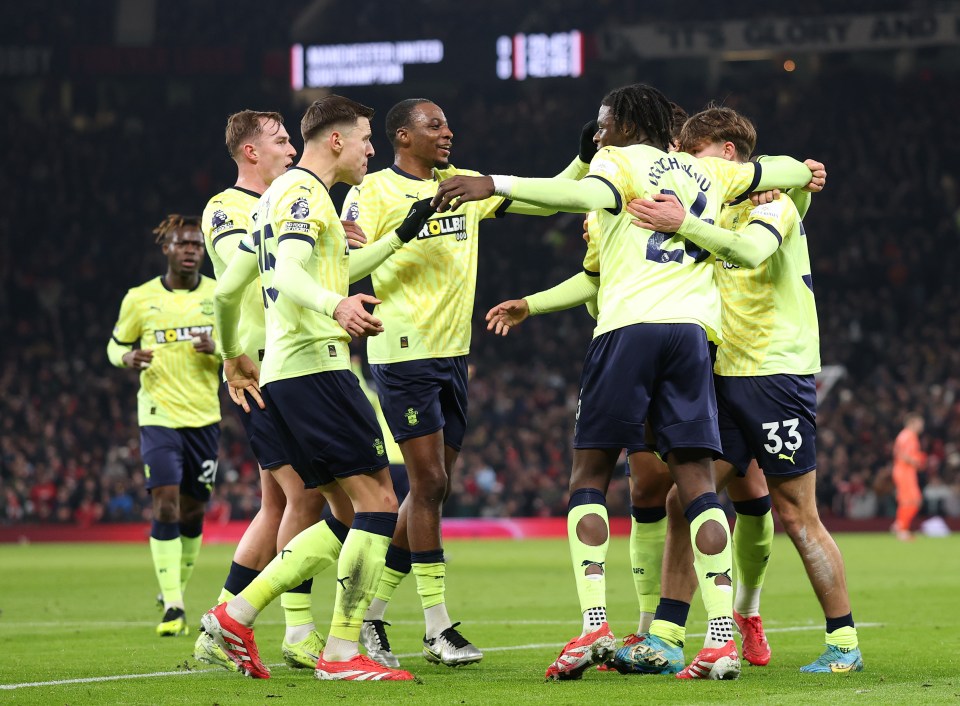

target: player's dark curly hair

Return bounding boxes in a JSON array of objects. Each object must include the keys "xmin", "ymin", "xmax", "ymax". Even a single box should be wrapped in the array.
[
  {"xmin": 153, "ymin": 214, "xmax": 201, "ymax": 244},
  {"xmin": 601, "ymin": 83, "xmax": 674, "ymax": 151},
  {"xmin": 669, "ymin": 102, "xmax": 689, "ymax": 143},
  {"xmin": 385, "ymin": 98, "xmax": 433, "ymax": 149}
]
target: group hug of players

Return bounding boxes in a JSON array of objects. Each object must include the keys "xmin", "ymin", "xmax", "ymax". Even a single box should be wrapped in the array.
[{"xmin": 107, "ymin": 81, "xmax": 864, "ymax": 682}]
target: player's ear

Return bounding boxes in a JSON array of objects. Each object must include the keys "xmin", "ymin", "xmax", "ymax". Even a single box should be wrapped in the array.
[
  {"xmin": 242, "ymin": 141, "xmax": 258, "ymax": 163},
  {"xmin": 723, "ymin": 141, "xmax": 737, "ymax": 161},
  {"xmin": 395, "ymin": 126, "xmax": 409, "ymax": 147},
  {"xmin": 329, "ymin": 130, "xmax": 343, "ymax": 155}
]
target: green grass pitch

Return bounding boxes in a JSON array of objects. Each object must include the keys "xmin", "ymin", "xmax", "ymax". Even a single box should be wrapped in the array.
[{"xmin": 2, "ymin": 533, "xmax": 959, "ymax": 704}]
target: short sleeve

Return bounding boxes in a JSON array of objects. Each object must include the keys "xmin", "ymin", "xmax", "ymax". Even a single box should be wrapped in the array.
[
  {"xmin": 746, "ymin": 195, "xmax": 798, "ymax": 247},
  {"xmin": 699, "ymin": 157, "xmax": 761, "ymax": 204},
  {"xmin": 276, "ymin": 187, "xmax": 328, "ymax": 246},
  {"xmin": 584, "ymin": 147, "xmax": 626, "ymax": 214},
  {"xmin": 341, "ymin": 183, "xmax": 385, "ymax": 244}
]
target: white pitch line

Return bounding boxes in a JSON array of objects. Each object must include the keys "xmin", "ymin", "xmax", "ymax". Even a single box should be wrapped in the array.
[
  {"xmin": 3, "ymin": 618, "xmax": 591, "ymax": 629},
  {"xmin": 0, "ymin": 622, "xmax": 882, "ymax": 690}
]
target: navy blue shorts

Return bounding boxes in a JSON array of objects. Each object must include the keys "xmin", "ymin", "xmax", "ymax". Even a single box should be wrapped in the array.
[
  {"xmin": 716, "ymin": 373, "xmax": 817, "ymax": 477},
  {"xmin": 262, "ymin": 370, "xmax": 388, "ymax": 488},
  {"xmin": 228, "ymin": 382, "xmax": 291, "ymax": 471},
  {"xmin": 574, "ymin": 323, "xmax": 720, "ymax": 457},
  {"xmin": 370, "ymin": 356, "xmax": 469, "ymax": 451},
  {"xmin": 141, "ymin": 424, "xmax": 221, "ymax": 501}
]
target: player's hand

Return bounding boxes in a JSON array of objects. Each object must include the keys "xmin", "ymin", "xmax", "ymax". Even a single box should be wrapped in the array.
[
  {"xmin": 628, "ymin": 193, "xmax": 685, "ymax": 232},
  {"xmin": 803, "ymin": 159, "xmax": 826, "ymax": 193},
  {"xmin": 395, "ymin": 198, "xmax": 436, "ymax": 242},
  {"xmin": 582, "ymin": 217, "xmax": 591, "ymax": 244},
  {"xmin": 750, "ymin": 189, "xmax": 781, "ymax": 206},
  {"xmin": 485, "ymin": 299, "xmax": 530, "ymax": 336},
  {"xmin": 341, "ymin": 219, "xmax": 368, "ymax": 248},
  {"xmin": 224, "ymin": 354, "xmax": 264, "ymax": 413},
  {"xmin": 431, "ymin": 175, "xmax": 494, "ymax": 213},
  {"xmin": 122, "ymin": 349, "xmax": 154, "ymax": 370},
  {"xmin": 334, "ymin": 293, "xmax": 384, "ymax": 338},
  {"xmin": 191, "ymin": 332, "xmax": 216, "ymax": 354},
  {"xmin": 579, "ymin": 119, "xmax": 599, "ymax": 164}
]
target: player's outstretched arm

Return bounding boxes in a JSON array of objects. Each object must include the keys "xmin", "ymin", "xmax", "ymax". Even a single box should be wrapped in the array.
[
  {"xmin": 754, "ymin": 155, "xmax": 817, "ymax": 193},
  {"xmin": 433, "ymin": 173, "xmax": 616, "ymax": 214},
  {"xmin": 486, "ymin": 270, "xmax": 600, "ymax": 336},
  {"xmin": 485, "ymin": 299, "xmax": 530, "ymax": 337},
  {"xmin": 628, "ymin": 194, "xmax": 781, "ymax": 269},
  {"xmin": 223, "ymin": 354, "xmax": 264, "ymax": 413},
  {"xmin": 214, "ymin": 245, "xmax": 259, "ymax": 360},
  {"xmin": 348, "ymin": 198, "xmax": 435, "ymax": 283}
]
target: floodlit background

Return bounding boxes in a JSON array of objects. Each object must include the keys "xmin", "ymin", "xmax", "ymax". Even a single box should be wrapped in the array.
[{"xmin": 2, "ymin": 0, "xmax": 959, "ymax": 528}]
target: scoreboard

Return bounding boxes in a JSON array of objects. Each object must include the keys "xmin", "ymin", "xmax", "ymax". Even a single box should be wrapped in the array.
[{"xmin": 291, "ymin": 30, "xmax": 585, "ymax": 89}]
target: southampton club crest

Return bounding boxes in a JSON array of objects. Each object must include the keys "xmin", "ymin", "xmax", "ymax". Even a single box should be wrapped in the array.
[
  {"xmin": 373, "ymin": 437, "xmax": 385, "ymax": 457},
  {"xmin": 290, "ymin": 197, "xmax": 310, "ymax": 219},
  {"xmin": 405, "ymin": 407, "xmax": 420, "ymax": 426},
  {"xmin": 200, "ymin": 298, "xmax": 215, "ymax": 316}
]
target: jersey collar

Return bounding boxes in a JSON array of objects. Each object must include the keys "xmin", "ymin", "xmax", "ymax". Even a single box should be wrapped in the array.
[
  {"xmin": 160, "ymin": 275, "xmax": 202, "ymax": 292},
  {"xmin": 290, "ymin": 166, "xmax": 329, "ymax": 191},
  {"xmin": 389, "ymin": 164, "xmax": 438, "ymax": 182},
  {"xmin": 229, "ymin": 185, "xmax": 261, "ymax": 199}
]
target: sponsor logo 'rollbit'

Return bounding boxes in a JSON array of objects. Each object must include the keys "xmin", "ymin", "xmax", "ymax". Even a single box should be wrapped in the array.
[
  {"xmin": 153, "ymin": 325, "xmax": 214, "ymax": 344},
  {"xmin": 417, "ymin": 214, "xmax": 468, "ymax": 241}
]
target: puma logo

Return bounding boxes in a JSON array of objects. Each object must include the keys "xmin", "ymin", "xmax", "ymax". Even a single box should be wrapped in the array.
[
  {"xmin": 778, "ymin": 449, "xmax": 797, "ymax": 464},
  {"xmin": 705, "ymin": 569, "xmax": 732, "ymax": 582},
  {"xmin": 281, "ymin": 549, "xmax": 292, "ymax": 559}
]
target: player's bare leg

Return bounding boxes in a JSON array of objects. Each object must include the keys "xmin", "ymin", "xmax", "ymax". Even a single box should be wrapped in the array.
[
  {"xmin": 767, "ymin": 470, "xmax": 862, "ymax": 672},
  {"xmin": 379, "ymin": 431, "xmax": 480, "ymax": 666}
]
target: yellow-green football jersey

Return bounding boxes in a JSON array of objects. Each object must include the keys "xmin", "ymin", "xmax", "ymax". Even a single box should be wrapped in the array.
[
  {"xmin": 110, "ymin": 276, "xmax": 221, "ymax": 428},
  {"xmin": 255, "ymin": 166, "xmax": 351, "ymax": 385},
  {"xmin": 582, "ymin": 145, "xmax": 762, "ymax": 342},
  {"xmin": 201, "ymin": 186, "xmax": 267, "ymax": 364},
  {"xmin": 714, "ymin": 195, "xmax": 821, "ymax": 376},
  {"xmin": 341, "ymin": 165, "xmax": 509, "ymax": 364}
]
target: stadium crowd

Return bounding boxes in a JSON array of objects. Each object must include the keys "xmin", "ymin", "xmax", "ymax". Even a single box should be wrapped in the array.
[{"xmin": 1, "ymin": 31, "xmax": 959, "ymax": 526}]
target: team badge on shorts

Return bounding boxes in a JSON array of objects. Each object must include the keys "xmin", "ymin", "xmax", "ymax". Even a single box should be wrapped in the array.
[
  {"xmin": 373, "ymin": 438, "xmax": 386, "ymax": 457},
  {"xmin": 405, "ymin": 408, "xmax": 420, "ymax": 426}
]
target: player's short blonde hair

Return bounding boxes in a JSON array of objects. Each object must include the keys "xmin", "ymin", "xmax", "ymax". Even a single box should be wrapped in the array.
[
  {"xmin": 678, "ymin": 105, "xmax": 757, "ymax": 161},
  {"xmin": 225, "ymin": 110, "xmax": 285, "ymax": 159}
]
